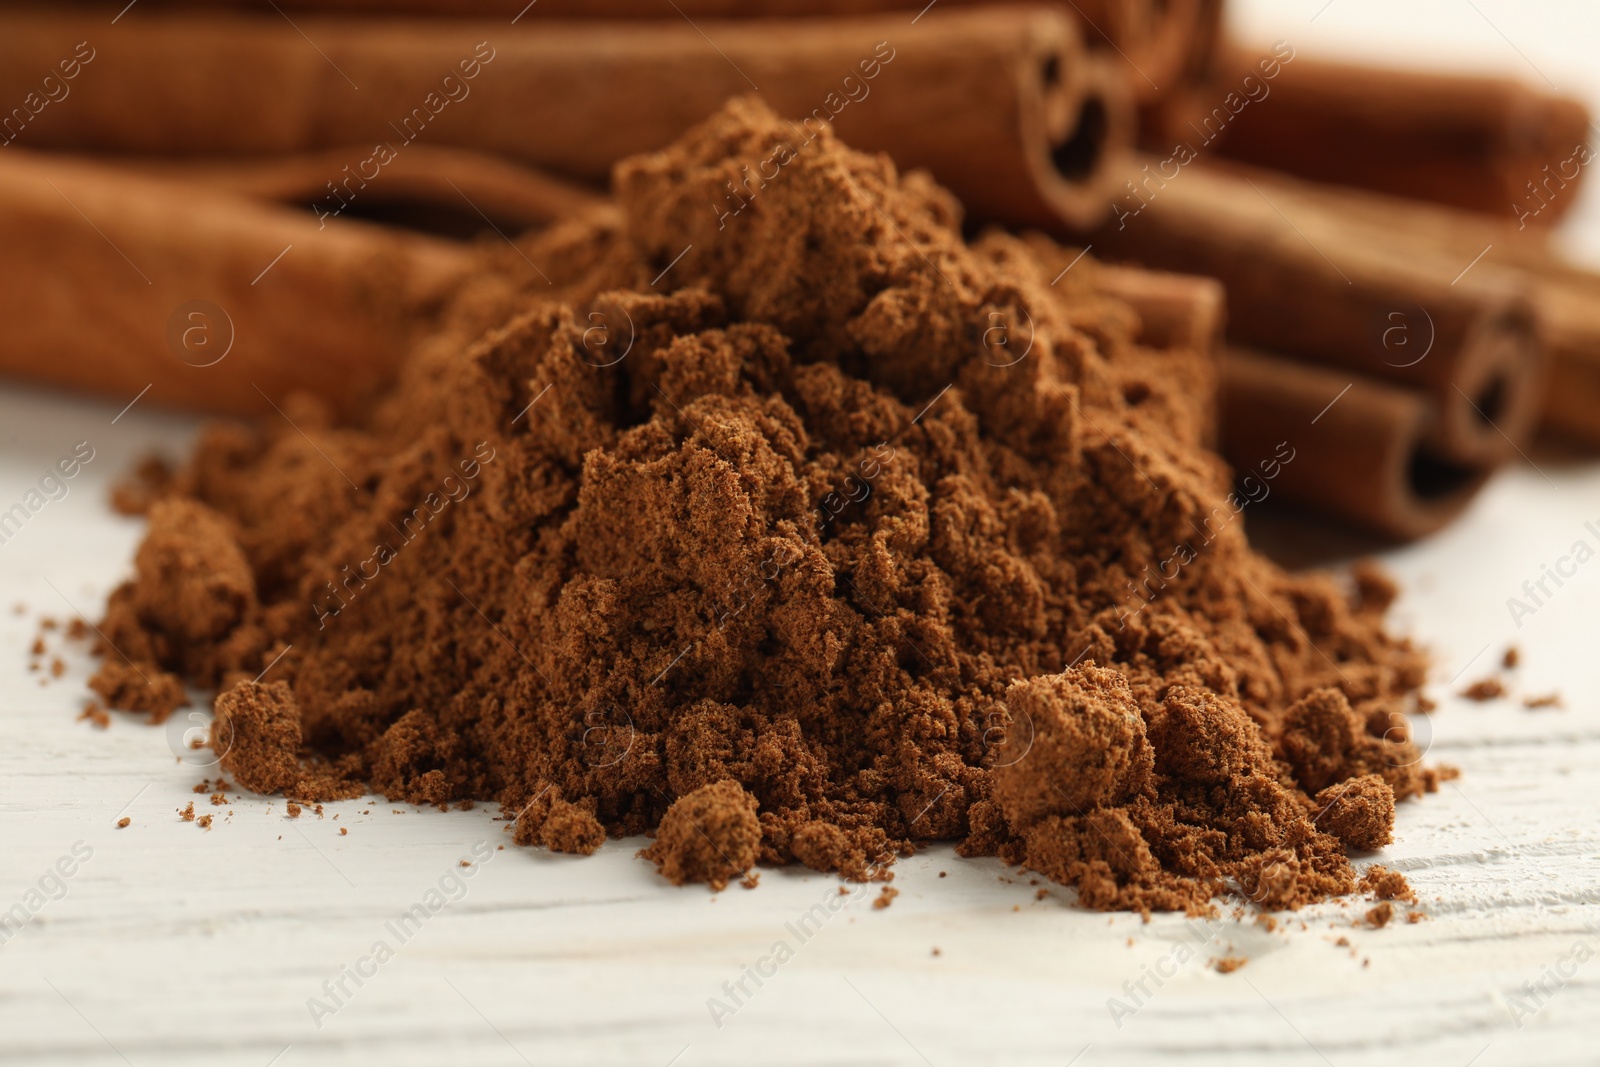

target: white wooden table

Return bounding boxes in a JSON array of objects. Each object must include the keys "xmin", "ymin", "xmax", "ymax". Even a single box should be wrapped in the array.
[{"xmin": 4, "ymin": 3, "xmax": 1600, "ymax": 1064}]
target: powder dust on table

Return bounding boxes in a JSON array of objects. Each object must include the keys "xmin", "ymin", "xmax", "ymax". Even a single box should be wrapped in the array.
[{"xmin": 89, "ymin": 97, "xmax": 1442, "ymax": 914}]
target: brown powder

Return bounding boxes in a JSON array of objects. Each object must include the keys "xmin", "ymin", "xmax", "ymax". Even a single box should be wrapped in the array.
[
  {"xmin": 874, "ymin": 886, "xmax": 900, "ymax": 909},
  {"xmin": 1459, "ymin": 677, "xmax": 1506, "ymax": 702},
  {"xmin": 1523, "ymin": 692, "xmax": 1563, "ymax": 710},
  {"xmin": 1364, "ymin": 901, "xmax": 1394, "ymax": 928},
  {"xmin": 213, "ymin": 682, "xmax": 302, "ymax": 795},
  {"xmin": 88, "ymin": 660, "xmax": 185, "ymax": 722},
  {"xmin": 1213, "ymin": 956, "xmax": 1248, "ymax": 973},
  {"xmin": 87, "ymin": 98, "xmax": 1435, "ymax": 912},
  {"xmin": 1358, "ymin": 865, "xmax": 1416, "ymax": 903},
  {"xmin": 1313, "ymin": 775, "xmax": 1395, "ymax": 851},
  {"xmin": 116, "ymin": 817, "xmax": 130, "ymax": 828},
  {"xmin": 539, "ymin": 799, "xmax": 607, "ymax": 855},
  {"xmin": 641, "ymin": 780, "xmax": 761, "ymax": 890}
]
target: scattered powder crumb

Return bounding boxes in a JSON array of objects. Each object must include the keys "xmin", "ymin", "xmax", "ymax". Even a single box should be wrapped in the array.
[
  {"xmin": 741, "ymin": 871, "xmax": 761, "ymax": 889},
  {"xmin": 1358, "ymin": 865, "xmax": 1416, "ymax": 903},
  {"xmin": 339, "ymin": 827, "xmax": 348, "ymax": 836},
  {"xmin": 1365, "ymin": 902, "xmax": 1394, "ymax": 928},
  {"xmin": 30, "ymin": 637, "xmax": 44, "ymax": 656},
  {"xmin": 286, "ymin": 802, "xmax": 302, "ymax": 818},
  {"xmin": 874, "ymin": 886, "xmax": 900, "ymax": 909},
  {"xmin": 1502, "ymin": 646, "xmax": 1519, "ymax": 669},
  {"xmin": 196, "ymin": 814, "xmax": 213, "ymax": 830},
  {"xmin": 1406, "ymin": 911, "xmax": 1427, "ymax": 923},
  {"xmin": 210, "ymin": 792, "xmax": 228, "ymax": 806},
  {"xmin": 179, "ymin": 802, "xmax": 195, "ymax": 822},
  {"xmin": 1459, "ymin": 677, "xmax": 1506, "ymax": 702},
  {"xmin": 1335, "ymin": 936, "xmax": 1350, "ymax": 947},
  {"xmin": 932, "ymin": 947, "xmax": 942, "ymax": 957},
  {"xmin": 50, "ymin": 658, "xmax": 64, "ymax": 678},
  {"xmin": 77, "ymin": 704, "xmax": 110, "ymax": 729},
  {"xmin": 938, "ymin": 872, "xmax": 947, "ymax": 878},
  {"xmin": 1256, "ymin": 914, "xmax": 1278, "ymax": 932},
  {"xmin": 67, "ymin": 618, "xmax": 89, "ymax": 641},
  {"xmin": 460, "ymin": 860, "xmax": 471, "ymax": 868},
  {"xmin": 116, "ymin": 817, "xmax": 130, "ymax": 828},
  {"xmin": 1523, "ymin": 693, "xmax": 1563, "ymax": 710},
  {"xmin": 1035, "ymin": 888, "xmax": 1050, "ymax": 900},
  {"xmin": 1213, "ymin": 957, "xmax": 1248, "ymax": 974},
  {"xmin": 314, "ymin": 804, "xmax": 324, "ymax": 817}
]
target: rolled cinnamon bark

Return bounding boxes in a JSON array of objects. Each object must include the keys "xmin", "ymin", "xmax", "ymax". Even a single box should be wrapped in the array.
[
  {"xmin": 1162, "ymin": 46, "xmax": 1593, "ymax": 225},
  {"xmin": 0, "ymin": 5, "xmax": 1131, "ymax": 230},
  {"xmin": 123, "ymin": 145, "xmax": 606, "ymax": 236},
  {"xmin": 1086, "ymin": 160, "xmax": 1545, "ymax": 468},
  {"xmin": 119, "ymin": 0, "xmax": 1214, "ymax": 105},
  {"xmin": 1216, "ymin": 176, "xmax": 1600, "ymax": 449},
  {"xmin": 1220, "ymin": 347, "xmax": 1487, "ymax": 540},
  {"xmin": 0, "ymin": 149, "xmax": 468, "ymax": 418},
  {"xmin": 1090, "ymin": 262, "xmax": 1224, "ymax": 356}
]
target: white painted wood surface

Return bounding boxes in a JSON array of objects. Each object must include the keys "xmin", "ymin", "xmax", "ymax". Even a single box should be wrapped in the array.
[{"xmin": 4, "ymin": 3, "xmax": 1600, "ymax": 1064}]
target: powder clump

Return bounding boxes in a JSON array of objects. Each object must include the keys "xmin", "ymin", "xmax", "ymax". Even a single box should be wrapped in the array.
[
  {"xmin": 87, "ymin": 97, "xmax": 1435, "ymax": 914},
  {"xmin": 541, "ymin": 799, "xmax": 608, "ymax": 856},
  {"xmin": 213, "ymin": 681, "xmax": 302, "ymax": 794},
  {"xmin": 642, "ymin": 780, "xmax": 761, "ymax": 891},
  {"xmin": 1314, "ymin": 775, "xmax": 1395, "ymax": 851}
]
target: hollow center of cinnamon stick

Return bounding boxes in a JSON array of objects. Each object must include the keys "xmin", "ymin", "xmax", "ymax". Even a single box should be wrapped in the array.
[{"xmin": 1053, "ymin": 96, "xmax": 1111, "ymax": 182}]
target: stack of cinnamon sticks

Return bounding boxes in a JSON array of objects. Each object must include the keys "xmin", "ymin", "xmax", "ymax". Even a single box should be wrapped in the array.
[
  {"xmin": 0, "ymin": 1, "xmax": 1146, "ymax": 416},
  {"xmin": 0, "ymin": 0, "xmax": 1594, "ymax": 539},
  {"xmin": 1112, "ymin": 39, "xmax": 1598, "ymax": 537}
]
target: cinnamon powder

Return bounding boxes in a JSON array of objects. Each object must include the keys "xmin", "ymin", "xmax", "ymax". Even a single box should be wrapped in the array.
[{"xmin": 90, "ymin": 98, "xmax": 1438, "ymax": 913}]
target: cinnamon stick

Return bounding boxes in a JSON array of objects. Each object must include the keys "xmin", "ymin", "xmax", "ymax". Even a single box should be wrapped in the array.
[
  {"xmin": 1086, "ymin": 159, "xmax": 1545, "ymax": 468},
  {"xmin": 0, "ymin": 149, "xmax": 468, "ymax": 417},
  {"xmin": 123, "ymin": 145, "xmax": 606, "ymax": 236},
  {"xmin": 1198, "ymin": 175, "xmax": 1600, "ymax": 449},
  {"xmin": 1090, "ymin": 261, "xmax": 1224, "ymax": 357},
  {"xmin": 123, "ymin": 0, "xmax": 1217, "ymax": 105},
  {"xmin": 0, "ymin": 5, "xmax": 1131, "ymax": 230},
  {"xmin": 1156, "ymin": 46, "xmax": 1593, "ymax": 225},
  {"xmin": 1220, "ymin": 347, "xmax": 1487, "ymax": 540}
]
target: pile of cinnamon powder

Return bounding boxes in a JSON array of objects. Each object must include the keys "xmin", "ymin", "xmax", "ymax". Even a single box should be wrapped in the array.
[{"xmin": 92, "ymin": 98, "xmax": 1443, "ymax": 913}]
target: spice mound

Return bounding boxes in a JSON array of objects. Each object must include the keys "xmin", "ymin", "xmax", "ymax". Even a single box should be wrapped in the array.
[{"xmin": 92, "ymin": 97, "xmax": 1439, "ymax": 913}]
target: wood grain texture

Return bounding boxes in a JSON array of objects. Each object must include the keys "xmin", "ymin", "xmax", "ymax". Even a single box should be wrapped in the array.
[{"xmin": 0, "ymin": 350, "xmax": 1597, "ymax": 1067}]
